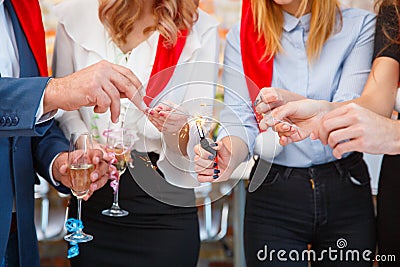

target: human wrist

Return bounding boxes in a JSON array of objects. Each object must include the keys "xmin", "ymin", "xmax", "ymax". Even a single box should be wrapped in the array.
[
  {"xmin": 391, "ymin": 120, "xmax": 400, "ymax": 154},
  {"xmin": 43, "ymin": 78, "xmax": 60, "ymax": 114}
]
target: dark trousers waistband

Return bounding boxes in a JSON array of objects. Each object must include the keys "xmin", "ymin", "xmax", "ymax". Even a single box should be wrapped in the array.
[{"xmin": 270, "ymin": 152, "xmax": 363, "ymax": 178}]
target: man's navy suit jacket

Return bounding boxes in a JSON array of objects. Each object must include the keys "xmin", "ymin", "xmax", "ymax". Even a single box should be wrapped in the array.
[{"xmin": 0, "ymin": 1, "xmax": 70, "ymax": 266}]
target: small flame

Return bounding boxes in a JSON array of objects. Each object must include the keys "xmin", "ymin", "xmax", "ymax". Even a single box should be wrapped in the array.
[
  {"xmin": 195, "ymin": 117, "xmax": 206, "ymax": 139},
  {"xmin": 195, "ymin": 116, "xmax": 205, "ymax": 127}
]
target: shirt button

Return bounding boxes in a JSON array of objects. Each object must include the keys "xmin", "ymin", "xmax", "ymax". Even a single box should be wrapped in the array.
[
  {"xmin": 5, "ymin": 116, "xmax": 12, "ymax": 126},
  {"xmin": 11, "ymin": 116, "xmax": 19, "ymax": 126},
  {"xmin": 0, "ymin": 116, "xmax": 5, "ymax": 126}
]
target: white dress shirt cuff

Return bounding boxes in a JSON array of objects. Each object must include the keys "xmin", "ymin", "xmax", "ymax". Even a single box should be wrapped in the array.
[
  {"xmin": 35, "ymin": 79, "xmax": 58, "ymax": 124},
  {"xmin": 48, "ymin": 152, "xmax": 62, "ymax": 187}
]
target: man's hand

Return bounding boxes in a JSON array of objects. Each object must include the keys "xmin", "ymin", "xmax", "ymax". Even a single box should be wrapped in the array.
[
  {"xmin": 52, "ymin": 149, "xmax": 111, "ymax": 200},
  {"xmin": 312, "ymin": 103, "xmax": 400, "ymax": 158},
  {"xmin": 44, "ymin": 60, "xmax": 145, "ymax": 123}
]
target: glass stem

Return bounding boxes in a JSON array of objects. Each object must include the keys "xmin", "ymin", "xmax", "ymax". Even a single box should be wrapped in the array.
[
  {"xmin": 77, "ymin": 198, "xmax": 83, "ymax": 234},
  {"xmin": 113, "ymin": 174, "xmax": 120, "ymax": 206}
]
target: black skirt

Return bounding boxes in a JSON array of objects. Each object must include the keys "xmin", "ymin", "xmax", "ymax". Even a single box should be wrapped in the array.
[{"xmin": 68, "ymin": 153, "xmax": 200, "ymax": 267}]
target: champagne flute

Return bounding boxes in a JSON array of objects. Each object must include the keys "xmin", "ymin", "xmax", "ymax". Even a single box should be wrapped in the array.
[
  {"xmin": 64, "ymin": 132, "xmax": 94, "ymax": 243},
  {"xmin": 102, "ymin": 126, "xmax": 133, "ymax": 217}
]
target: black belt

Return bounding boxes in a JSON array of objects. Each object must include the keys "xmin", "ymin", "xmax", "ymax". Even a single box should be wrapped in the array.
[{"xmin": 10, "ymin": 212, "xmax": 17, "ymax": 233}]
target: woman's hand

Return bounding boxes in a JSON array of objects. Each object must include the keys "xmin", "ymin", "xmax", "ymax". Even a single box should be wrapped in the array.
[
  {"xmin": 194, "ymin": 140, "xmax": 233, "ymax": 182},
  {"xmin": 254, "ymin": 87, "xmax": 307, "ymax": 113},
  {"xmin": 254, "ymin": 87, "xmax": 287, "ymax": 114},
  {"xmin": 261, "ymin": 99, "xmax": 332, "ymax": 145},
  {"xmin": 147, "ymin": 101, "xmax": 188, "ymax": 133},
  {"xmin": 194, "ymin": 136, "xmax": 248, "ymax": 183}
]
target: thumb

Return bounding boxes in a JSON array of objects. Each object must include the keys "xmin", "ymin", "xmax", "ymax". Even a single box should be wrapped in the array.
[
  {"xmin": 271, "ymin": 104, "xmax": 291, "ymax": 121},
  {"xmin": 59, "ymin": 164, "xmax": 68, "ymax": 175},
  {"xmin": 310, "ymin": 129, "xmax": 319, "ymax": 140}
]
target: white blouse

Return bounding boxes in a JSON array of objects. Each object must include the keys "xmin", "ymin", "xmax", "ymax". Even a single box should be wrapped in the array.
[{"xmin": 53, "ymin": 0, "xmax": 219, "ymax": 187}]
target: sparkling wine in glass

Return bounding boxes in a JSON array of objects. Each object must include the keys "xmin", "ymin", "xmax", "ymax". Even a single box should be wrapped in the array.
[
  {"xmin": 64, "ymin": 132, "xmax": 94, "ymax": 243},
  {"xmin": 102, "ymin": 127, "xmax": 133, "ymax": 217}
]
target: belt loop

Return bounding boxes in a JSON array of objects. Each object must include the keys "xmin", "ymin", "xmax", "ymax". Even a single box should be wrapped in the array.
[
  {"xmin": 334, "ymin": 161, "xmax": 345, "ymax": 177},
  {"xmin": 308, "ymin": 167, "xmax": 315, "ymax": 178},
  {"xmin": 283, "ymin": 167, "xmax": 293, "ymax": 180}
]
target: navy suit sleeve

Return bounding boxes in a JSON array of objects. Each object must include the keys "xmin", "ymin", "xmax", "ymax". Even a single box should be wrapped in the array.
[
  {"xmin": 0, "ymin": 77, "xmax": 53, "ymax": 137},
  {"xmin": 32, "ymin": 121, "xmax": 70, "ymax": 194}
]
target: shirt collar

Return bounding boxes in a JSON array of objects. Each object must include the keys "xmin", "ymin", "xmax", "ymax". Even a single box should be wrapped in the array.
[{"xmin": 283, "ymin": 11, "xmax": 311, "ymax": 32}]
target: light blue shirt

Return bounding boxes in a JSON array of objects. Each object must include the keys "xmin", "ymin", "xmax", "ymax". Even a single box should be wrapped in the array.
[{"xmin": 219, "ymin": 8, "xmax": 376, "ymax": 167}]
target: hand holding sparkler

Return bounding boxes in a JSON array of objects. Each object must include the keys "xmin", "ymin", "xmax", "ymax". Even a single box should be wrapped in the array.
[{"xmin": 147, "ymin": 101, "xmax": 188, "ymax": 133}]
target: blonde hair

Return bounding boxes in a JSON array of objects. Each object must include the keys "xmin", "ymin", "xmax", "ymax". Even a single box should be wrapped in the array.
[
  {"xmin": 98, "ymin": 0, "xmax": 198, "ymax": 47},
  {"xmin": 251, "ymin": 0, "xmax": 342, "ymax": 61}
]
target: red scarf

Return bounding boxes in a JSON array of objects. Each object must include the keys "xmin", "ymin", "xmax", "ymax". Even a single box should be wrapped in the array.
[
  {"xmin": 143, "ymin": 30, "xmax": 188, "ymax": 106},
  {"xmin": 240, "ymin": 0, "xmax": 274, "ymax": 126},
  {"xmin": 10, "ymin": 0, "xmax": 48, "ymax": 76}
]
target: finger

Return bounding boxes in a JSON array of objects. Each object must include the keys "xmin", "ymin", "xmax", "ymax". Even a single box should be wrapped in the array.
[
  {"xmin": 270, "ymin": 102, "xmax": 297, "ymax": 121},
  {"xmin": 260, "ymin": 115, "xmax": 278, "ymax": 131},
  {"xmin": 90, "ymin": 174, "xmax": 109, "ymax": 193},
  {"xmin": 90, "ymin": 149, "xmax": 103, "ymax": 164},
  {"xmin": 194, "ymin": 165, "xmax": 214, "ymax": 176},
  {"xmin": 256, "ymin": 102, "xmax": 278, "ymax": 114},
  {"xmin": 59, "ymin": 163, "xmax": 68, "ymax": 175},
  {"xmin": 310, "ymin": 129, "xmax": 319, "ymax": 140},
  {"xmin": 327, "ymin": 127, "xmax": 360, "ymax": 149},
  {"xmin": 111, "ymin": 63, "xmax": 142, "ymax": 92},
  {"xmin": 83, "ymin": 191, "xmax": 92, "ymax": 201},
  {"xmin": 197, "ymin": 174, "xmax": 216, "ymax": 183},
  {"xmin": 194, "ymin": 155, "xmax": 214, "ymax": 169},
  {"xmin": 260, "ymin": 91, "xmax": 280, "ymax": 104},
  {"xmin": 92, "ymin": 160, "xmax": 109, "ymax": 180},
  {"xmin": 319, "ymin": 116, "xmax": 353, "ymax": 145},
  {"xmin": 332, "ymin": 139, "xmax": 361, "ymax": 159},
  {"xmin": 194, "ymin": 144, "xmax": 202, "ymax": 156},
  {"xmin": 279, "ymin": 135, "xmax": 290, "ymax": 146},
  {"xmin": 101, "ymin": 81, "xmax": 121, "ymax": 123},
  {"xmin": 93, "ymin": 88, "xmax": 112, "ymax": 114}
]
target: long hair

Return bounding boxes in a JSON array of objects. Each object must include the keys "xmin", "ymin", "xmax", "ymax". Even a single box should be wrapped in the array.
[
  {"xmin": 98, "ymin": 0, "xmax": 198, "ymax": 48},
  {"xmin": 251, "ymin": 0, "xmax": 342, "ymax": 61},
  {"xmin": 374, "ymin": 0, "xmax": 400, "ymax": 56}
]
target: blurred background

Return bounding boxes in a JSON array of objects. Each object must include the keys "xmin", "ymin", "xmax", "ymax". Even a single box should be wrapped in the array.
[{"xmin": 36, "ymin": 1, "xmax": 376, "ymax": 266}]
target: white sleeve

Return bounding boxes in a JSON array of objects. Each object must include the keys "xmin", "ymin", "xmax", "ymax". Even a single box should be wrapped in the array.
[{"xmin": 157, "ymin": 20, "xmax": 220, "ymax": 188}]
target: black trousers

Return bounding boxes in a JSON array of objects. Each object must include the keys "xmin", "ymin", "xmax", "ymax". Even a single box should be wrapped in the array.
[
  {"xmin": 244, "ymin": 153, "xmax": 376, "ymax": 267},
  {"xmin": 68, "ymin": 170, "xmax": 200, "ymax": 267},
  {"xmin": 377, "ymin": 154, "xmax": 400, "ymax": 267}
]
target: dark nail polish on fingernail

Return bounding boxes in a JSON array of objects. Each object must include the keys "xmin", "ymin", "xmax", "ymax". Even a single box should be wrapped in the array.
[
  {"xmin": 214, "ymin": 169, "xmax": 220, "ymax": 174},
  {"xmin": 208, "ymin": 155, "xmax": 215, "ymax": 160},
  {"xmin": 213, "ymin": 162, "xmax": 218, "ymax": 167},
  {"xmin": 253, "ymin": 99, "xmax": 259, "ymax": 107},
  {"xmin": 213, "ymin": 175, "xmax": 219, "ymax": 179},
  {"xmin": 210, "ymin": 143, "xmax": 218, "ymax": 147}
]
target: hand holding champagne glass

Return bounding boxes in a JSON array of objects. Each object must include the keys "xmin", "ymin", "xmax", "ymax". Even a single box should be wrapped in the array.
[{"xmin": 64, "ymin": 132, "xmax": 95, "ymax": 243}]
